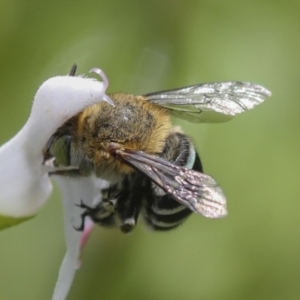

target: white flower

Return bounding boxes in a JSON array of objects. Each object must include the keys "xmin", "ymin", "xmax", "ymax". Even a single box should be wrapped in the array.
[
  {"xmin": 0, "ymin": 67, "xmax": 113, "ymax": 299},
  {"xmin": 51, "ymin": 175, "xmax": 109, "ymax": 300}
]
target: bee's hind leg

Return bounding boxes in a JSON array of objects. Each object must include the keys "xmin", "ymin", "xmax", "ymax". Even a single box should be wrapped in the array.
[{"xmin": 114, "ymin": 175, "xmax": 145, "ymax": 234}]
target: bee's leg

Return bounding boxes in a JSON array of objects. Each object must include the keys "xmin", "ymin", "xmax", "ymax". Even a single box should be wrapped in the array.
[
  {"xmin": 143, "ymin": 130, "xmax": 203, "ymax": 231},
  {"xmin": 115, "ymin": 175, "xmax": 144, "ymax": 233},
  {"xmin": 74, "ymin": 176, "xmax": 144, "ymax": 234},
  {"xmin": 74, "ymin": 200, "xmax": 97, "ymax": 231},
  {"xmin": 74, "ymin": 185, "xmax": 120, "ymax": 231},
  {"xmin": 87, "ymin": 199, "xmax": 118, "ymax": 229},
  {"xmin": 116, "ymin": 192, "xmax": 141, "ymax": 234},
  {"xmin": 74, "ymin": 210, "xmax": 90, "ymax": 231}
]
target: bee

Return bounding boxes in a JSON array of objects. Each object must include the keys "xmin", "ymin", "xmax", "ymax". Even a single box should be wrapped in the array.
[{"xmin": 44, "ymin": 65, "xmax": 271, "ymax": 233}]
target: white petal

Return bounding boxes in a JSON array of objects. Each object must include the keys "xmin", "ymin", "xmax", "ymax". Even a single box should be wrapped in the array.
[
  {"xmin": 52, "ymin": 175, "xmax": 109, "ymax": 300},
  {"xmin": 0, "ymin": 131, "xmax": 52, "ymax": 217}
]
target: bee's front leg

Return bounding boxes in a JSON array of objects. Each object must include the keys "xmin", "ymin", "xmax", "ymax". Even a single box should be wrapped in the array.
[{"xmin": 74, "ymin": 199, "xmax": 96, "ymax": 231}]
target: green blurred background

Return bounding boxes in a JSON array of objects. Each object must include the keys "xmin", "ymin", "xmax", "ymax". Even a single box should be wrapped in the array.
[{"xmin": 1, "ymin": 1, "xmax": 300, "ymax": 299}]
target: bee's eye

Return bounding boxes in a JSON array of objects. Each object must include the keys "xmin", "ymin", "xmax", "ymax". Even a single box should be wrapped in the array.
[{"xmin": 49, "ymin": 135, "xmax": 71, "ymax": 166}]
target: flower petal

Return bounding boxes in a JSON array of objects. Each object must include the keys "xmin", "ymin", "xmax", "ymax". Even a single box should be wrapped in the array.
[{"xmin": 51, "ymin": 175, "xmax": 109, "ymax": 300}]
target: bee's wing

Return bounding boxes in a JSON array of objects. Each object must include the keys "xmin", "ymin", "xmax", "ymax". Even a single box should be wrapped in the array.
[
  {"xmin": 116, "ymin": 150, "xmax": 227, "ymax": 218},
  {"xmin": 144, "ymin": 82, "xmax": 271, "ymax": 123}
]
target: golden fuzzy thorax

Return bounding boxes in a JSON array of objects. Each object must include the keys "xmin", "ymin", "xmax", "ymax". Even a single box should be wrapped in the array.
[{"xmin": 70, "ymin": 93, "xmax": 172, "ymax": 179}]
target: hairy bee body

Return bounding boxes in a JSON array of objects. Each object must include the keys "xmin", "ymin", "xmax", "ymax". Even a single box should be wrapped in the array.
[
  {"xmin": 50, "ymin": 93, "xmax": 201, "ymax": 232},
  {"xmin": 58, "ymin": 93, "xmax": 172, "ymax": 182},
  {"xmin": 45, "ymin": 68, "xmax": 270, "ymax": 233}
]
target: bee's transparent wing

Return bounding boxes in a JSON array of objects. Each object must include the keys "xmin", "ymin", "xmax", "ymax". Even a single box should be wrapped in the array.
[
  {"xmin": 144, "ymin": 82, "xmax": 271, "ymax": 123},
  {"xmin": 116, "ymin": 150, "xmax": 227, "ymax": 218}
]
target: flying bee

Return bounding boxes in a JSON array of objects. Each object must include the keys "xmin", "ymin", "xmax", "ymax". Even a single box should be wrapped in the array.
[{"xmin": 44, "ymin": 66, "xmax": 271, "ymax": 233}]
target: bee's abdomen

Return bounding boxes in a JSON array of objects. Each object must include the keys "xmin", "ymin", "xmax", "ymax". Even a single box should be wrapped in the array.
[
  {"xmin": 142, "ymin": 130, "xmax": 203, "ymax": 231},
  {"xmin": 143, "ymin": 192, "xmax": 193, "ymax": 230}
]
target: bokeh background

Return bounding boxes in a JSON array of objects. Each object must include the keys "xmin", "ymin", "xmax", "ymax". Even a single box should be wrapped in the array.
[{"xmin": 1, "ymin": 1, "xmax": 300, "ymax": 299}]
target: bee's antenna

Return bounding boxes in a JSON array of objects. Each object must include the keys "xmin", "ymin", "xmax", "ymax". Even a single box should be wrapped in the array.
[{"xmin": 69, "ymin": 64, "xmax": 77, "ymax": 76}]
